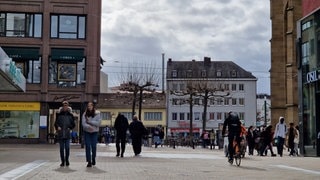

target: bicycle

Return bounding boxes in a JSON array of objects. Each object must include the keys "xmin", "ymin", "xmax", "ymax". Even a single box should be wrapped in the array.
[{"xmin": 228, "ymin": 136, "xmax": 241, "ymax": 166}]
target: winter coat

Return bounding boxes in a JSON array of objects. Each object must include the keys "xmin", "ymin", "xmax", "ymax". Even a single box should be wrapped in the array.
[
  {"xmin": 82, "ymin": 110, "xmax": 101, "ymax": 133},
  {"xmin": 114, "ymin": 114, "xmax": 129, "ymax": 138},
  {"xmin": 129, "ymin": 119, "xmax": 147, "ymax": 139},
  {"xmin": 54, "ymin": 107, "xmax": 75, "ymax": 140}
]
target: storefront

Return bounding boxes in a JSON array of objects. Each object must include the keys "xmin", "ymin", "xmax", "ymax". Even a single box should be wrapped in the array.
[
  {"xmin": 298, "ymin": 8, "xmax": 320, "ymax": 156},
  {"xmin": 0, "ymin": 102, "xmax": 40, "ymax": 139}
]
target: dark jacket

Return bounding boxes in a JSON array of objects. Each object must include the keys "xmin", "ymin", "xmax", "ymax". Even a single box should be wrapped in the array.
[
  {"xmin": 54, "ymin": 107, "xmax": 75, "ymax": 140},
  {"xmin": 114, "ymin": 114, "xmax": 129, "ymax": 138},
  {"xmin": 129, "ymin": 119, "xmax": 147, "ymax": 139},
  {"xmin": 222, "ymin": 112, "xmax": 241, "ymax": 137}
]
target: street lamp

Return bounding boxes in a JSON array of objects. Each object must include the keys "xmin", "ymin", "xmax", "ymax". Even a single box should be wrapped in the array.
[{"xmin": 264, "ymin": 96, "xmax": 267, "ymax": 126}]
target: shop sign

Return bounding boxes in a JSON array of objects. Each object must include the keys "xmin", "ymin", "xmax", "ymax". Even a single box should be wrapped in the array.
[{"xmin": 306, "ymin": 70, "xmax": 320, "ymax": 83}]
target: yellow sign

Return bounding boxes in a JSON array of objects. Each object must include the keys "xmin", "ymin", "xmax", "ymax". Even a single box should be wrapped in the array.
[{"xmin": 0, "ymin": 102, "xmax": 40, "ymax": 111}]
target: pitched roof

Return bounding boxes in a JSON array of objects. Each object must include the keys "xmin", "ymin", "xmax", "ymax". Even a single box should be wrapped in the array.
[{"xmin": 167, "ymin": 59, "xmax": 256, "ymax": 79}]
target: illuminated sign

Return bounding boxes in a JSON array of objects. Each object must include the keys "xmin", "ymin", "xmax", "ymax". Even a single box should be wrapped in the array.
[
  {"xmin": 0, "ymin": 102, "xmax": 40, "ymax": 111},
  {"xmin": 306, "ymin": 70, "xmax": 320, "ymax": 83}
]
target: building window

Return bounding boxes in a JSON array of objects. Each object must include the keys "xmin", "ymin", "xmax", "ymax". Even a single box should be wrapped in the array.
[
  {"xmin": 179, "ymin": 113, "xmax": 185, "ymax": 120},
  {"xmin": 144, "ymin": 112, "xmax": 162, "ymax": 121},
  {"xmin": 101, "ymin": 112, "xmax": 112, "ymax": 120},
  {"xmin": 231, "ymin": 84, "xmax": 237, "ymax": 91},
  {"xmin": 302, "ymin": 20, "xmax": 313, "ymax": 31},
  {"xmin": 0, "ymin": 13, "xmax": 42, "ymax": 37},
  {"xmin": 201, "ymin": 70, "xmax": 207, "ymax": 77},
  {"xmin": 187, "ymin": 113, "xmax": 190, "ymax": 120},
  {"xmin": 172, "ymin": 70, "xmax": 177, "ymax": 77},
  {"xmin": 194, "ymin": 112, "xmax": 200, "ymax": 121},
  {"xmin": 187, "ymin": 70, "xmax": 192, "ymax": 78},
  {"xmin": 216, "ymin": 98, "xmax": 223, "ymax": 105},
  {"xmin": 2, "ymin": 47, "xmax": 41, "ymax": 84},
  {"xmin": 302, "ymin": 42, "xmax": 309, "ymax": 65},
  {"xmin": 224, "ymin": 98, "xmax": 229, "ymax": 105},
  {"xmin": 239, "ymin": 84, "xmax": 244, "ymax": 91},
  {"xmin": 119, "ymin": 112, "xmax": 133, "ymax": 120},
  {"xmin": 217, "ymin": 112, "xmax": 222, "ymax": 120},
  {"xmin": 232, "ymin": 98, "xmax": 237, "ymax": 105},
  {"xmin": 172, "ymin": 113, "xmax": 177, "ymax": 121},
  {"xmin": 224, "ymin": 84, "xmax": 229, "ymax": 91},
  {"xmin": 239, "ymin": 98, "xmax": 245, "ymax": 105},
  {"xmin": 216, "ymin": 70, "xmax": 222, "ymax": 77},
  {"xmin": 49, "ymin": 48, "xmax": 85, "ymax": 87},
  {"xmin": 231, "ymin": 70, "xmax": 237, "ymax": 77},
  {"xmin": 209, "ymin": 112, "xmax": 214, "ymax": 120},
  {"xmin": 51, "ymin": 14, "xmax": 86, "ymax": 39},
  {"xmin": 179, "ymin": 83, "xmax": 185, "ymax": 91},
  {"xmin": 172, "ymin": 83, "xmax": 178, "ymax": 91}
]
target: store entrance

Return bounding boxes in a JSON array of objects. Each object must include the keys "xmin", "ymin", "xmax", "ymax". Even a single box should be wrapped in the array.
[{"xmin": 47, "ymin": 102, "xmax": 82, "ymax": 144}]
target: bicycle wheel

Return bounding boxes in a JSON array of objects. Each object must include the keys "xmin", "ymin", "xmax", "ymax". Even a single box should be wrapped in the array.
[{"xmin": 234, "ymin": 154, "xmax": 241, "ymax": 166}]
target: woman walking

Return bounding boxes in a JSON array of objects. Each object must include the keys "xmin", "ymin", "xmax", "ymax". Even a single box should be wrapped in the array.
[{"xmin": 82, "ymin": 102, "xmax": 101, "ymax": 167}]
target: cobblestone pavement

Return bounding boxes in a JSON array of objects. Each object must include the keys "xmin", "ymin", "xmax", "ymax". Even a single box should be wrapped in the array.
[{"xmin": 0, "ymin": 144, "xmax": 319, "ymax": 180}]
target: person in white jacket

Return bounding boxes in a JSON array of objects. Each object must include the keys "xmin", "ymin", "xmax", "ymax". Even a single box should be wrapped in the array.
[
  {"xmin": 273, "ymin": 117, "xmax": 287, "ymax": 157},
  {"xmin": 82, "ymin": 102, "xmax": 101, "ymax": 167}
]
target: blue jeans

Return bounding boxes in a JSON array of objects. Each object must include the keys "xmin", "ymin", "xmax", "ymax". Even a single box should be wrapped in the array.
[
  {"xmin": 59, "ymin": 139, "xmax": 70, "ymax": 162},
  {"xmin": 84, "ymin": 131, "xmax": 98, "ymax": 163}
]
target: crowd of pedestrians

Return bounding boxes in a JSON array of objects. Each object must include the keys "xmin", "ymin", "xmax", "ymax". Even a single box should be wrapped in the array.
[{"xmin": 54, "ymin": 101, "xmax": 300, "ymax": 168}]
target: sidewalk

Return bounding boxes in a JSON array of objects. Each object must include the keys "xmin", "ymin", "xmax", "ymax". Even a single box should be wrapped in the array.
[{"xmin": 0, "ymin": 143, "xmax": 319, "ymax": 180}]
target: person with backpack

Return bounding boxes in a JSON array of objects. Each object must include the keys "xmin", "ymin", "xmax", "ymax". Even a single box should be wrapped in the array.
[
  {"xmin": 222, "ymin": 111, "xmax": 242, "ymax": 164},
  {"xmin": 274, "ymin": 116, "xmax": 287, "ymax": 157}
]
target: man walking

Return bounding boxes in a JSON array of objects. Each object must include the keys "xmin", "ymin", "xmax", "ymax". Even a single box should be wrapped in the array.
[{"xmin": 114, "ymin": 113, "xmax": 129, "ymax": 157}]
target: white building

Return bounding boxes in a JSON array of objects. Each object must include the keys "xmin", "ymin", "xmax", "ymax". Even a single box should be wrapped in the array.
[{"xmin": 166, "ymin": 57, "xmax": 257, "ymax": 136}]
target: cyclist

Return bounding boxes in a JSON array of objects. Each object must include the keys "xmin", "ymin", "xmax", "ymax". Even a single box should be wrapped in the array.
[{"xmin": 222, "ymin": 111, "xmax": 242, "ymax": 164}]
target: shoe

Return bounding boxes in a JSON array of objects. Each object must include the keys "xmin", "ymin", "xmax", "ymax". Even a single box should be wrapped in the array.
[
  {"xmin": 116, "ymin": 153, "xmax": 120, "ymax": 157},
  {"xmin": 120, "ymin": 154, "xmax": 124, "ymax": 158},
  {"xmin": 92, "ymin": 159, "xmax": 96, "ymax": 166},
  {"xmin": 60, "ymin": 162, "xmax": 65, "ymax": 167},
  {"xmin": 87, "ymin": 162, "xmax": 92, "ymax": 167},
  {"xmin": 271, "ymin": 154, "xmax": 276, "ymax": 157},
  {"xmin": 66, "ymin": 161, "xmax": 70, "ymax": 166},
  {"xmin": 228, "ymin": 158, "xmax": 233, "ymax": 164}
]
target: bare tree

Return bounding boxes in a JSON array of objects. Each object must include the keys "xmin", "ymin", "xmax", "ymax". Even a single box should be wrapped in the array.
[
  {"xmin": 119, "ymin": 62, "xmax": 160, "ymax": 119},
  {"xmin": 170, "ymin": 81, "xmax": 198, "ymax": 148},
  {"xmin": 194, "ymin": 80, "xmax": 230, "ymax": 131}
]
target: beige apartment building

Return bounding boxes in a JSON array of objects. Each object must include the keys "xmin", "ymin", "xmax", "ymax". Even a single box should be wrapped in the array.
[{"xmin": 0, "ymin": 0, "xmax": 102, "ymax": 143}]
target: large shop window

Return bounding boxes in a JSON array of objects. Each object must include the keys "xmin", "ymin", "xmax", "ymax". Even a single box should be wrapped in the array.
[
  {"xmin": 0, "ymin": 102, "xmax": 40, "ymax": 139},
  {"xmin": 0, "ymin": 13, "xmax": 42, "ymax": 37},
  {"xmin": 49, "ymin": 48, "xmax": 85, "ymax": 87},
  {"xmin": 2, "ymin": 47, "xmax": 41, "ymax": 83},
  {"xmin": 51, "ymin": 15, "xmax": 86, "ymax": 39}
]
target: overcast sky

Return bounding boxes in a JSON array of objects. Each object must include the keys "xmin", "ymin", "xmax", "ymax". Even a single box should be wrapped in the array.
[{"xmin": 100, "ymin": 0, "xmax": 271, "ymax": 94}]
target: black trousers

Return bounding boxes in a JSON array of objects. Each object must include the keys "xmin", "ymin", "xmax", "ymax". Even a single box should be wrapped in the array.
[
  {"xmin": 116, "ymin": 136, "xmax": 126, "ymax": 155},
  {"xmin": 132, "ymin": 137, "xmax": 142, "ymax": 155}
]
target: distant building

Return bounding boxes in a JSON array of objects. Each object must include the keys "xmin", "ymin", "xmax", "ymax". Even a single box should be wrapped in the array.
[
  {"xmin": 166, "ymin": 57, "xmax": 257, "ymax": 137},
  {"xmin": 96, "ymin": 89, "xmax": 166, "ymax": 136},
  {"xmin": 256, "ymin": 94, "xmax": 271, "ymax": 127}
]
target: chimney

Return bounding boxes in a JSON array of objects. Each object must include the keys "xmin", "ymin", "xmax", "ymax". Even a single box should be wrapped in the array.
[{"xmin": 204, "ymin": 57, "xmax": 211, "ymax": 66}]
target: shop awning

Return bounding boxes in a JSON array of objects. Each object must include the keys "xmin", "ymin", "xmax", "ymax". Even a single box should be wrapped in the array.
[
  {"xmin": 51, "ymin": 48, "xmax": 84, "ymax": 62},
  {"xmin": 2, "ymin": 47, "xmax": 40, "ymax": 60}
]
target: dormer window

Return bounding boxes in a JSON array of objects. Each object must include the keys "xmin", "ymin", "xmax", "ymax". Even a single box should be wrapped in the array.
[
  {"xmin": 187, "ymin": 70, "xmax": 192, "ymax": 78},
  {"xmin": 216, "ymin": 70, "xmax": 222, "ymax": 77},
  {"xmin": 201, "ymin": 70, "xmax": 207, "ymax": 77},
  {"xmin": 172, "ymin": 70, "xmax": 177, "ymax": 77},
  {"xmin": 231, "ymin": 70, "xmax": 237, "ymax": 77}
]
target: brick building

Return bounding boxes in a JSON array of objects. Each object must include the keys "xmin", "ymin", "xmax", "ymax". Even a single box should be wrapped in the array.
[{"xmin": 0, "ymin": 0, "xmax": 102, "ymax": 143}]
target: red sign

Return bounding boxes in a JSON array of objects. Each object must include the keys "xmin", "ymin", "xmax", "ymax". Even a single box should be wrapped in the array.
[{"xmin": 170, "ymin": 128, "xmax": 200, "ymax": 133}]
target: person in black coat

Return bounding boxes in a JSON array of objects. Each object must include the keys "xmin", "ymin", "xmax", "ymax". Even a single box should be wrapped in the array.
[
  {"xmin": 129, "ymin": 115, "xmax": 147, "ymax": 156},
  {"xmin": 114, "ymin": 113, "xmax": 129, "ymax": 157},
  {"xmin": 54, "ymin": 101, "xmax": 75, "ymax": 167}
]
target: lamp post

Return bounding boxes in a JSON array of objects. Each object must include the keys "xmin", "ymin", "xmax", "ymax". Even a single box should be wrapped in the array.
[{"xmin": 264, "ymin": 96, "xmax": 267, "ymax": 126}]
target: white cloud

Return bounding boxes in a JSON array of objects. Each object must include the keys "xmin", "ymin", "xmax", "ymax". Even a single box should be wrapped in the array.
[{"xmin": 101, "ymin": 0, "xmax": 271, "ymax": 94}]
